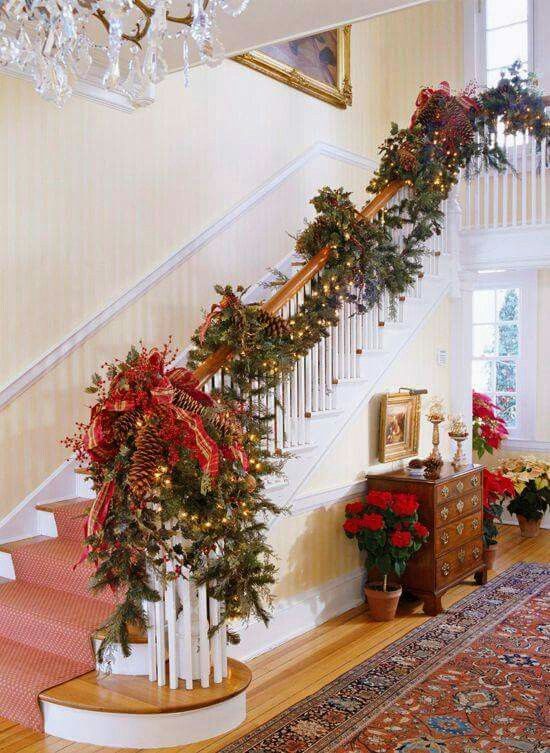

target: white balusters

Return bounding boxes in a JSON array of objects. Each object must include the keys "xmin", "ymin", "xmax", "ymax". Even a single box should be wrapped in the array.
[{"xmin": 461, "ymin": 120, "xmax": 549, "ymax": 229}]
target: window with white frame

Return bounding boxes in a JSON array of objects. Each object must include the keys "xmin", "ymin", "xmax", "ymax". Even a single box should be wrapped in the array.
[
  {"xmin": 485, "ymin": 0, "xmax": 531, "ymax": 87},
  {"xmin": 471, "ymin": 272, "xmax": 537, "ymax": 440}
]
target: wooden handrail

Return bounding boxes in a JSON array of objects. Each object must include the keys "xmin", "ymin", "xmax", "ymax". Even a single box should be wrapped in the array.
[{"xmin": 192, "ymin": 180, "xmax": 405, "ymax": 386}]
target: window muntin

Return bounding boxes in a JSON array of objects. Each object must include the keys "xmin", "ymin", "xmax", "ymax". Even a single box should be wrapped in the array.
[
  {"xmin": 472, "ymin": 288, "xmax": 520, "ymax": 428},
  {"xmin": 485, "ymin": 0, "xmax": 529, "ymax": 88}
]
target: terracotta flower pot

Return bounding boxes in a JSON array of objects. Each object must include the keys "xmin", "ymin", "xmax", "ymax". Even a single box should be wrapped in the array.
[
  {"xmin": 516, "ymin": 514, "xmax": 542, "ymax": 538},
  {"xmin": 483, "ymin": 543, "xmax": 498, "ymax": 569},
  {"xmin": 364, "ymin": 582, "xmax": 402, "ymax": 621}
]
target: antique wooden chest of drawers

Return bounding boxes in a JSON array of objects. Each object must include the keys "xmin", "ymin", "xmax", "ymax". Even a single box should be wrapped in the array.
[{"xmin": 367, "ymin": 464, "xmax": 486, "ymax": 615}]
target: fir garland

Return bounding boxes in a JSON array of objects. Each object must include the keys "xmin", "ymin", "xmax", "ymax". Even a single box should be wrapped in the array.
[{"xmin": 69, "ymin": 65, "xmax": 549, "ymax": 659}]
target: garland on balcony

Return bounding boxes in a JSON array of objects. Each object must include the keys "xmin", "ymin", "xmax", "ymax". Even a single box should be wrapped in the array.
[
  {"xmin": 188, "ymin": 64, "xmax": 549, "ymax": 396},
  {"xmin": 69, "ymin": 65, "xmax": 549, "ymax": 658},
  {"xmin": 64, "ymin": 343, "xmax": 283, "ymax": 659}
]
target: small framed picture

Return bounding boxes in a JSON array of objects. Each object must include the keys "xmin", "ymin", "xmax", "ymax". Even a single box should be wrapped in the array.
[{"xmin": 379, "ymin": 392, "xmax": 421, "ymax": 463}]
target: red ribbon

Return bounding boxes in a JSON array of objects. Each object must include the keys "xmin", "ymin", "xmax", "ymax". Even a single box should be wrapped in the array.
[
  {"xmin": 78, "ymin": 354, "xmax": 250, "ymax": 566},
  {"xmin": 198, "ymin": 295, "xmax": 238, "ymax": 344},
  {"xmin": 74, "ymin": 480, "xmax": 115, "ymax": 569}
]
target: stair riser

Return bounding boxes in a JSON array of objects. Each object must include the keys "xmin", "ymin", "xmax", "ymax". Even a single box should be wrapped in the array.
[
  {"xmin": 0, "ymin": 605, "xmax": 95, "ymax": 664},
  {"xmin": 11, "ymin": 550, "xmax": 116, "ymax": 606}
]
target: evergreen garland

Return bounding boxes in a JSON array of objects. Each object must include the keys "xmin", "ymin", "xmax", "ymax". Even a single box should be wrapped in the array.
[{"xmin": 69, "ymin": 64, "xmax": 549, "ymax": 659}]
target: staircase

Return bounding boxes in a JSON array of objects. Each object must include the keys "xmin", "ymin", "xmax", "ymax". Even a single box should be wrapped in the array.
[
  {"xmin": 0, "ymin": 179, "xmax": 456, "ymax": 744},
  {"xmin": 0, "ymin": 500, "xmax": 115, "ymax": 730}
]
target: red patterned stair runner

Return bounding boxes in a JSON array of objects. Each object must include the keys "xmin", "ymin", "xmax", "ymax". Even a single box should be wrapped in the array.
[{"xmin": 0, "ymin": 499, "xmax": 116, "ymax": 731}]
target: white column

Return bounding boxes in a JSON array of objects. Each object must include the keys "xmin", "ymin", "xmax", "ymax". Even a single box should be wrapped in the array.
[{"xmin": 448, "ymin": 182, "xmax": 473, "ymax": 462}]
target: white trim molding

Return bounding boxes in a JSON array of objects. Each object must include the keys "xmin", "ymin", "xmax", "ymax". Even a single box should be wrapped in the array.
[
  {"xmin": 0, "ymin": 60, "xmax": 155, "ymax": 112},
  {"xmin": 471, "ymin": 269, "xmax": 537, "ymax": 442},
  {"xmin": 460, "ymin": 225, "xmax": 550, "ymax": 272},
  {"xmin": 502, "ymin": 438, "xmax": 550, "ymax": 453},
  {"xmin": 0, "ymin": 142, "xmax": 376, "ymax": 412}
]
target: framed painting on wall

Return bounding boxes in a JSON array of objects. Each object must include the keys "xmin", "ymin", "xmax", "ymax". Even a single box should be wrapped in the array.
[
  {"xmin": 379, "ymin": 392, "xmax": 422, "ymax": 463},
  {"xmin": 234, "ymin": 26, "xmax": 352, "ymax": 109}
]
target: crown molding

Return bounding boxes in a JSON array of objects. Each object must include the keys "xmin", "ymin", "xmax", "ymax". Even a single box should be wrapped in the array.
[{"xmin": 0, "ymin": 59, "xmax": 155, "ymax": 112}]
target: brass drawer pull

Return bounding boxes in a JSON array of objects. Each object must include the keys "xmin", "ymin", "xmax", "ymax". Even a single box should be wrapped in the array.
[
  {"xmin": 441, "ymin": 562, "xmax": 451, "ymax": 576},
  {"xmin": 441, "ymin": 531, "xmax": 450, "ymax": 546},
  {"xmin": 472, "ymin": 518, "xmax": 480, "ymax": 530},
  {"xmin": 471, "ymin": 494, "xmax": 479, "ymax": 507},
  {"xmin": 458, "ymin": 548, "xmax": 466, "ymax": 564},
  {"xmin": 456, "ymin": 480, "xmax": 464, "ymax": 493},
  {"xmin": 441, "ymin": 485, "xmax": 450, "ymax": 498},
  {"xmin": 473, "ymin": 546, "xmax": 481, "ymax": 560},
  {"xmin": 471, "ymin": 476, "xmax": 480, "ymax": 488},
  {"xmin": 456, "ymin": 499, "xmax": 464, "ymax": 513},
  {"xmin": 456, "ymin": 522, "xmax": 464, "ymax": 535},
  {"xmin": 440, "ymin": 506, "xmax": 449, "ymax": 521}
]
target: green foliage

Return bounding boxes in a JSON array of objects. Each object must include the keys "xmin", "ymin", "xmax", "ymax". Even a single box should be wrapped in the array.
[{"xmin": 507, "ymin": 481, "xmax": 550, "ymax": 522}]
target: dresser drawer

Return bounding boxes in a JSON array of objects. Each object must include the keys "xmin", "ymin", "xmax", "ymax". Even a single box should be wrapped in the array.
[
  {"xmin": 435, "ymin": 511, "xmax": 482, "ymax": 555},
  {"xmin": 436, "ymin": 471, "xmax": 482, "ymax": 504},
  {"xmin": 436, "ymin": 491, "xmax": 481, "ymax": 527},
  {"xmin": 436, "ymin": 538, "xmax": 483, "ymax": 589}
]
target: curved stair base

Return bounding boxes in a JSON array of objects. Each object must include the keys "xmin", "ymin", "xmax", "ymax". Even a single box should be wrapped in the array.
[{"xmin": 40, "ymin": 658, "xmax": 251, "ymax": 748}]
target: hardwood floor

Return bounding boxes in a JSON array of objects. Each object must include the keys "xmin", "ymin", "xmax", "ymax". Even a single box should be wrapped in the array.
[{"xmin": 1, "ymin": 524, "xmax": 548, "ymax": 753}]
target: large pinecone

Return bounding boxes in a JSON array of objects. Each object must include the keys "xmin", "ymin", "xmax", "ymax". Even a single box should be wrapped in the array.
[
  {"xmin": 416, "ymin": 94, "xmax": 446, "ymax": 131},
  {"xmin": 398, "ymin": 144, "xmax": 419, "ymax": 173},
  {"xmin": 112, "ymin": 410, "xmax": 141, "ymax": 442},
  {"xmin": 440, "ymin": 98, "xmax": 474, "ymax": 148},
  {"xmin": 174, "ymin": 389, "xmax": 237, "ymax": 436},
  {"xmin": 127, "ymin": 423, "xmax": 165, "ymax": 497},
  {"xmin": 257, "ymin": 309, "xmax": 291, "ymax": 339}
]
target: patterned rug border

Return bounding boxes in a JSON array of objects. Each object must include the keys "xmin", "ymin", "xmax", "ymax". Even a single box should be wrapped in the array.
[{"xmin": 222, "ymin": 562, "xmax": 550, "ymax": 753}]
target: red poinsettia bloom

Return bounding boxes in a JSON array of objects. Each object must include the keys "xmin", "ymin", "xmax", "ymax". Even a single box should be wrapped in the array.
[
  {"xmin": 413, "ymin": 522, "xmax": 430, "ymax": 539},
  {"xmin": 391, "ymin": 493, "xmax": 419, "ymax": 517},
  {"xmin": 343, "ymin": 518, "xmax": 362, "ymax": 535},
  {"xmin": 483, "ymin": 468, "xmax": 515, "ymax": 509},
  {"xmin": 359, "ymin": 513, "xmax": 385, "ymax": 531},
  {"xmin": 390, "ymin": 530, "xmax": 412, "ymax": 548},
  {"xmin": 345, "ymin": 501, "xmax": 365, "ymax": 516},
  {"xmin": 366, "ymin": 490, "xmax": 392, "ymax": 510}
]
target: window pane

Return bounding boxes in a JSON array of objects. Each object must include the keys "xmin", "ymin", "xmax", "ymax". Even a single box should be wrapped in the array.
[
  {"xmin": 496, "ymin": 395, "xmax": 517, "ymax": 427},
  {"xmin": 473, "ymin": 289, "xmax": 495, "ymax": 323},
  {"xmin": 486, "ymin": 24, "xmax": 528, "ymax": 70},
  {"xmin": 474, "ymin": 325, "xmax": 496, "ymax": 356},
  {"xmin": 473, "ymin": 360, "xmax": 494, "ymax": 393},
  {"xmin": 496, "ymin": 360, "xmax": 516, "ymax": 392},
  {"xmin": 498, "ymin": 324, "xmax": 519, "ymax": 356},
  {"xmin": 497, "ymin": 288, "xmax": 519, "ymax": 321},
  {"xmin": 486, "ymin": 0, "xmax": 527, "ymax": 30}
]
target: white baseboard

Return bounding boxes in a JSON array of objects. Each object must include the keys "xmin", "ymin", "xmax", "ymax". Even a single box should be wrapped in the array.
[
  {"xmin": 229, "ymin": 566, "xmax": 364, "ymax": 662},
  {"xmin": 0, "ymin": 459, "xmax": 80, "ymax": 543}
]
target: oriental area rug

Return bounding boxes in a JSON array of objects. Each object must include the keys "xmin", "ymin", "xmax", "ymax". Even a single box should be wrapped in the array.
[{"xmin": 223, "ymin": 563, "xmax": 549, "ymax": 753}]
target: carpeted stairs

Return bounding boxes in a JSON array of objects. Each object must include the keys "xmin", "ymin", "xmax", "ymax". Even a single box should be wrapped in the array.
[{"xmin": 0, "ymin": 499, "xmax": 116, "ymax": 731}]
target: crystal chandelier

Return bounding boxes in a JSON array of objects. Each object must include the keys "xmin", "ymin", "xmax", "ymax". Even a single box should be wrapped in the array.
[{"xmin": 0, "ymin": 0, "xmax": 251, "ymax": 106}]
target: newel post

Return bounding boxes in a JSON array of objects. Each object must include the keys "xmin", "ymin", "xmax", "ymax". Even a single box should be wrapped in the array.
[{"xmin": 447, "ymin": 182, "xmax": 474, "ymax": 463}]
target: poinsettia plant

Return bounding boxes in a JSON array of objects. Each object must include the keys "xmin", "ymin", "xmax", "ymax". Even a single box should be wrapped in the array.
[
  {"xmin": 343, "ymin": 490, "xmax": 429, "ymax": 590},
  {"xmin": 472, "ymin": 391, "xmax": 509, "ymax": 458},
  {"xmin": 483, "ymin": 468, "xmax": 515, "ymax": 546},
  {"xmin": 497, "ymin": 456, "xmax": 550, "ymax": 522}
]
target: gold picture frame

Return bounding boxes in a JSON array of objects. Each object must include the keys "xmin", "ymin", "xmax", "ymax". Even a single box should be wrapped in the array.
[
  {"xmin": 233, "ymin": 26, "xmax": 352, "ymax": 109},
  {"xmin": 379, "ymin": 392, "xmax": 422, "ymax": 463}
]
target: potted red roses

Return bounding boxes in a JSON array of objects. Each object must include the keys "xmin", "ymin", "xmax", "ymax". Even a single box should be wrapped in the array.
[{"xmin": 343, "ymin": 490, "xmax": 429, "ymax": 621}]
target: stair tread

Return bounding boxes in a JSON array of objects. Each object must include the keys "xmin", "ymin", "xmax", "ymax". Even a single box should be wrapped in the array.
[
  {"xmin": 0, "ymin": 536, "xmax": 50, "ymax": 553},
  {"xmin": 0, "ymin": 636, "xmax": 90, "ymax": 730},
  {"xmin": 0, "ymin": 636, "xmax": 89, "ymax": 685},
  {"xmin": 35, "ymin": 497, "xmax": 91, "ymax": 513},
  {"xmin": 0, "ymin": 580, "xmax": 113, "ymax": 628}
]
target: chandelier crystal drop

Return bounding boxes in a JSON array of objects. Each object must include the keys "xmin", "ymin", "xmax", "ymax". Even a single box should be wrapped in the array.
[{"xmin": 0, "ymin": 0, "xmax": 251, "ymax": 106}]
